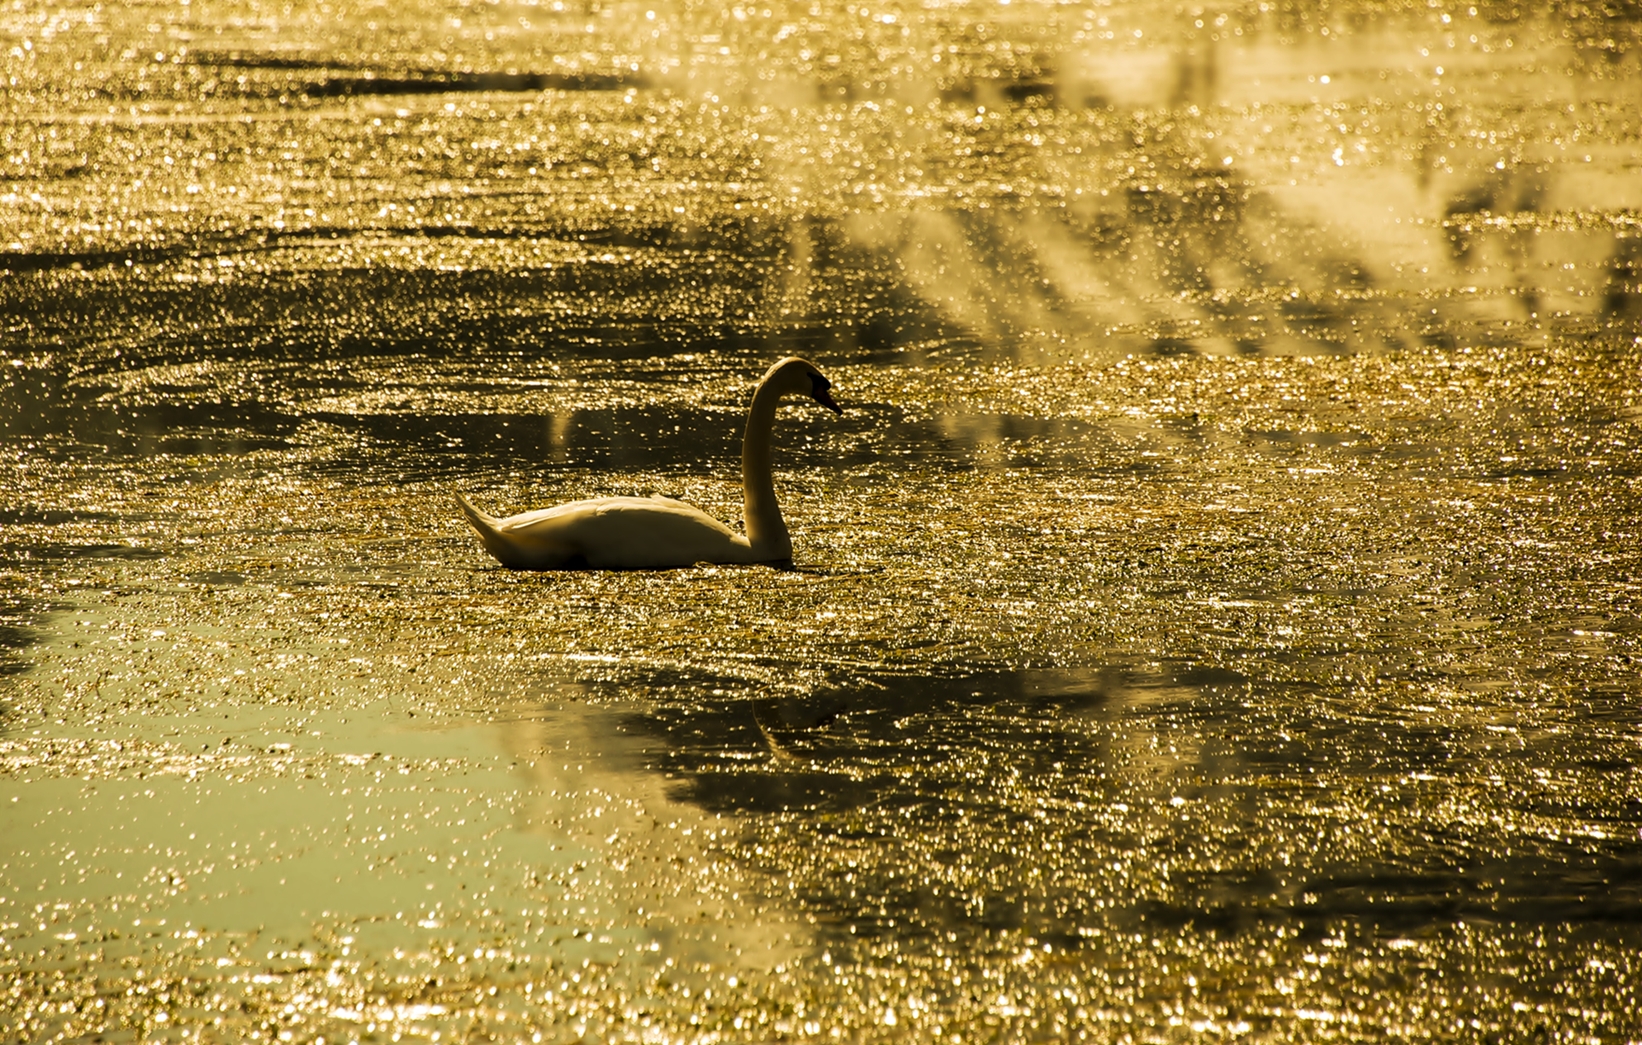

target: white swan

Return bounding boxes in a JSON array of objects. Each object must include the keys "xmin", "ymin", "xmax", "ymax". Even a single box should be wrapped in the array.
[{"xmin": 456, "ymin": 356, "xmax": 842, "ymax": 570}]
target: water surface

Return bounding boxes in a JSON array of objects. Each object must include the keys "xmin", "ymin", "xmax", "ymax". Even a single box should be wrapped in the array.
[{"xmin": 3, "ymin": 0, "xmax": 1641, "ymax": 1040}]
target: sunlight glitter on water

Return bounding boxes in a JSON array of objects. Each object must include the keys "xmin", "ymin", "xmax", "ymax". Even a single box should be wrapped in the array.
[{"xmin": 3, "ymin": 0, "xmax": 1642, "ymax": 1041}]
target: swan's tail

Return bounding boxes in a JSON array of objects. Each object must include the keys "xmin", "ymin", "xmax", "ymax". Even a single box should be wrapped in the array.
[
  {"xmin": 455, "ymin": 491, "xmax": 523, "ymax": 567},
  {"xmin": 454, "ymin": 491, "xmax": 578, "ymax": 570},
  {"xmin": 455, "ymin": 491, "xmax": 502, "ymax": 536}
]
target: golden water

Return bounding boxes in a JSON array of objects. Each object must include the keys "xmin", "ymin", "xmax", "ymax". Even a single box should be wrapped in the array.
[{"xmin": 2, "ymin": 1, "xmax": 1641, "ymax": 1040}]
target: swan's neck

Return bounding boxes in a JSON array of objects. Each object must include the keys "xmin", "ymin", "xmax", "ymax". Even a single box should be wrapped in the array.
[{"xmin": 741, "ymin": 376, "xmax": 791, "ymax": 562}]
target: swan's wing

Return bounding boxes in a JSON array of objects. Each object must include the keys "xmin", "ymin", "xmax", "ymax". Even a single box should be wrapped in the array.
[
  {"xmin": 587, "ymin": 492, "xmax": 742, "ymax": 545},
  {"xmin": 582, "ymin": 497, "xmax": 748, "ymax": 567},
  {"xmin": 459, "ymin": 498, "xmax": 587, "ymax": 569},
  {"xmin": 492, "ymin": 499, "xmax": 601, "ymax": 532}
]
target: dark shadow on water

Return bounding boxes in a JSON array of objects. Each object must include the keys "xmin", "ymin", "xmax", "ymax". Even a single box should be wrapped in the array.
[
  {"xmin": 1606, "ymin": 235, "xmax": 1642, "ymax": 317},
  {"xmin": 185, "ymin": 52, "xmax": 649, "ymax": 97},
  {"xmin": 0, "ymin": 594, "xmax": 38, "ymax": 683},
  {"xmin": 8, "ymin": 189, "xmax": 1608, "ymax": 382},
  {"xmin": 336, "ymin": 404, "xmax": 1126, "ymax": 482},
  {"xmin": 1, "ymin": 542, "xmax": 165, "ymax": 564},
  {"xmin": 596, "ymin": 664, "xmax": 1642, "ymax": 947},
  {"xmin": 0, "ymin": 508, "xmax": 124, "ymax": 527}
]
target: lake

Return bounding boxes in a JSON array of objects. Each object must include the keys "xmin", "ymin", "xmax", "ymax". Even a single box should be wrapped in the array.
[{"xmin": 2, "ymin": 0, "xmax": 1641, "ymax": 1040}]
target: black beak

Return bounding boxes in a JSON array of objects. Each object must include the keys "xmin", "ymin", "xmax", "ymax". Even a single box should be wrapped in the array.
[{"xmin": 809, "ymin": 374, "xmax": 843, "ymax": 414}]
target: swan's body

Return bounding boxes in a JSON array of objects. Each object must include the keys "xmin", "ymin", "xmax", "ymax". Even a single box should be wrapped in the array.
[
  {"xmin": 457, "ymin": 357, "xmax": 841, "ymax": 570},
  {"xmin": 456, "ymin": 493, "xmax": 758, "ymax": 570}
]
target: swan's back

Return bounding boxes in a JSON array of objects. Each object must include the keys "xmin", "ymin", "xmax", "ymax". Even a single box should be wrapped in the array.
[{"xmin": 463, "ymin": 494, "xmax": 754, "ymax": 569}]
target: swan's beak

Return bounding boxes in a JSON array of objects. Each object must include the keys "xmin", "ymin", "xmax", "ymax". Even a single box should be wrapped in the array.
[{"xmin": 806, "ymin": 370, "xmax": 843, "ymax": 414}]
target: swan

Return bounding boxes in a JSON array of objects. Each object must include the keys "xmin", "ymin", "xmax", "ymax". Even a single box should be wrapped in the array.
[{"xmin": 456, "ymin": 356, "xmax": 843, "ymax": 570}]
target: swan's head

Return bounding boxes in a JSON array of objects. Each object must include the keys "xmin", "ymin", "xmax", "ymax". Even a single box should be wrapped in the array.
[
  {"xmin": 806, "ymin": 371, "xmax": 843, "ymax": 414},
  {"xmin": 765, "ymin": 356, "xmax": 843, "ymax": 414}
]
